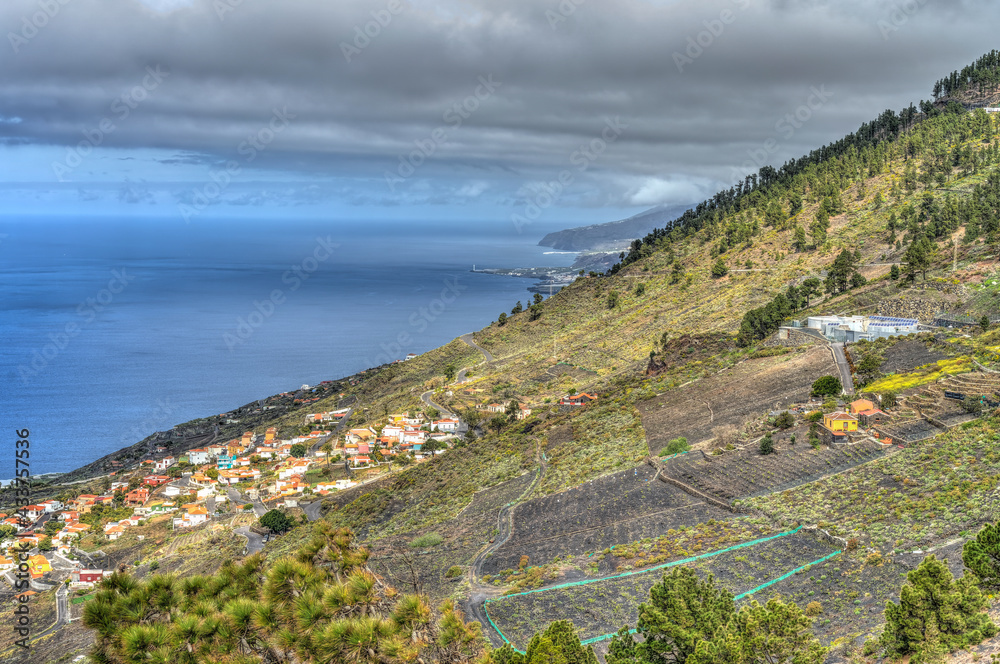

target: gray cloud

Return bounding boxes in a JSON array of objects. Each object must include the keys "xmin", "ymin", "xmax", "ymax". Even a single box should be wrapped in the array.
[{"xmin": 0, "ymin": 0, "xmax": 998, "ymax": 209}]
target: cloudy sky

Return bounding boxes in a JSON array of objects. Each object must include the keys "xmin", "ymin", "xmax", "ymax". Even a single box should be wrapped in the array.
[{"xmin": 0, "ymin": 0, "xmax": 997, "ymax": 224}]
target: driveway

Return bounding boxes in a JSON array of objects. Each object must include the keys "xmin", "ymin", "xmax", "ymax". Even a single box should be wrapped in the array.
[{"xmin": 831, "ymin": 342, "xmax": 856, "ymax": 396}]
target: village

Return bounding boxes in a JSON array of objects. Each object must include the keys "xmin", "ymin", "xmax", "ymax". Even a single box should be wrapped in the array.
[{"xmin": 0, "ymin": 406, "xmax": 472, "ymax": 597}]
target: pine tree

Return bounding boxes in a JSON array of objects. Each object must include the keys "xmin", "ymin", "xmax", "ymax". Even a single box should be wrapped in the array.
[
  {"xmin": 890, "ymin": 264, "xmax": 900, "ymax": 280},
  {"xmin": 792, "ymin": 225, "xmax": 807, "ymax": 252},
  {"xmin": 711, "ymin": 258, "xmax": 728, "ymax": 278},
  {"xmin": 607, "ymin": 568, "xmax": 734, "ymax": 664},
  {"xmin": 963, "ymin": 521, "xmax": 1000, "ymax": 589},
  {"xmin": 881, "ymin": 554, "xmax": 996, "ymax": 661},
  {"xmin": 688, "ymin": 598, "xmax": 827, "ymax": 664}
]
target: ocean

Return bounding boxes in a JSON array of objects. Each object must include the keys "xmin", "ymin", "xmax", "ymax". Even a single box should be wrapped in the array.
[{"xmin": 0, "ymin": 216, "xmax": 578, "ymax": 476}]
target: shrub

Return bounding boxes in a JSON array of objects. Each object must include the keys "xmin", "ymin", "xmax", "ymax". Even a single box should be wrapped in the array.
[
  {"xmin": 811, "ymin": 375, "xmax": 842, "ymax": 397},
  {"xmin": 759, "ymin": 434, "xmax": 774, "ymax": 456},
  {"xmin": 805, "ymin": 601, "xmax": 823, "ymax": 616},
  {"xmin": 774, "ymin": 411, "xmax": 795, "ymax": 429},
  {"xmin": 660, "ymin": 437, "xmax": 690, "ymax": 456},
  {"xmin": 881, "ymin": 391, "xmax": 897, "ymax": 408},
  {"xmin": 445, "ymin": 566, "xmax": 463, "ymax": 578},
  {"xmin": 410, "ymin": 532, "xmax": 444, "ymax": 548},
  {"xmin": 805, "ymin": 411, "xmax": 823, "ymax": 423}
]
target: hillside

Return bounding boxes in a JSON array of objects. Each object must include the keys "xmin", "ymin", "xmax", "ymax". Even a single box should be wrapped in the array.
[{"xmin": 7, "ymin": 53, "xmax": 1000, "ymax": 664}]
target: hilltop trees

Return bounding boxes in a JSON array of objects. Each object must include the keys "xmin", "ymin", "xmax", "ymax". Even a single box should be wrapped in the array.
[
  {"xmin": 824, "ymin": 249, "xmax": 865, "ymax": 295},
  {"xmin": 83, "ymin": 525, "xmax": 487, "ymax": 664},
  {"xmin": 880, "ymin": 554, "xmax": 996, "ymax": 662},
  {"xmin": 903, "ymin": 234, "xmax": 934, "ymax": 281}
]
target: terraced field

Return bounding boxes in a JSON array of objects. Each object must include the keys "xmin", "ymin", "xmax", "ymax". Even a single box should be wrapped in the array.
[
  {"xmin": 485, "ymin": 528, "xmax": 839, "ymax": 650},
  {"xmin": 661, "ymin": 441, "xmax": 890, "ymax": 502},
  {"xmin": 481, "ymin": 466, "xmax": 731, "ymax": 576}
]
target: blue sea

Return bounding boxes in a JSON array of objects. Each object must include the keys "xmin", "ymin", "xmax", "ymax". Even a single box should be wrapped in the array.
[{"xmin": 0, "ymin": 217, "xmax": 578, "ymax": 476}]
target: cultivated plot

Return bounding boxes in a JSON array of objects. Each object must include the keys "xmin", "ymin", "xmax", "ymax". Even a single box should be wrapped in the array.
[
  {"xmin": 485, "ymin": 528, "xmax": 838, "ymax": 650},
  {"xmin": 481, "ymin": 466, "xmax": 731, "ymax": 576}
]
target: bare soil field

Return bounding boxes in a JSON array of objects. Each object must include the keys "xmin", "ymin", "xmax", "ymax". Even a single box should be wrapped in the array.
[
  {"xmin": 877, "ymin": 338, "xmax": 950, "ymax": 374},
  {"xmin": 481, "ymin": 466, "xmax": 732, "ymax": 576},
  {"xmin": 637, "ymin": 345, "xmax": 837, "ymax": 453},
  {"xmin": 370, "ymin": 472, "xmax": 538, "ymax": 601},
  {"xmin": 486, "ymin": 529, "xmax": 837, "ymax": 650},
  {"xmin": 663, "ymin": 441, "xmax": 890, "ymax": 502}
]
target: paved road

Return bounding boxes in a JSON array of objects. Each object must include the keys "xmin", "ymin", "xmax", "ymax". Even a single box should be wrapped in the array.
[
  {"xmin": 234, "ymin": 527, "xmax": 265, "ymax": 555},
  {"xmin": 460, "ymin": 333, "xmax": 494, "ymax": 362},
  {"xmin": 310, "ymin": 407, "xmax": 353, "ymax": 455},
  {"xmin": 420, "ymin": 390, "xmax": 454, "ymax": 418},
  {"xmin": 302, "ymin": 501, "xmax": 322, "ymax": 522},
  {"xmin": 55, "ymin": 584, "xmax": 68, "ymax": 626},
  {"xmin": 228, "ymin": 488, "xmax": 266, "ymax": 517},
  {"xmin": 831, "ymin": 342, "xmax": 856, "ymax": 396}
]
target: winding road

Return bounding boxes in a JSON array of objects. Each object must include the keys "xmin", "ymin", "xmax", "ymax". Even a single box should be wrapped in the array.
[
  {"xmin": 235, "ymin": 526, "xmax": 265, "ymax": 555},
  {"xmin": 460, "ymin": 333, "xmax": 494, "ymax": 362}
]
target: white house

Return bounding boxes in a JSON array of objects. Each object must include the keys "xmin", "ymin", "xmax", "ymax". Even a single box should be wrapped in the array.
[
  {"xmin": 401, "ymin": 429, "xmax": 427, "ymax": 444},
  {"xmin": 431, "ymin": 418, "xmax": 459, "ymax": 432},
  {"xmin": 154, "ymin": 457, "xmax": 176, "ymax": 472},
  {"xmin": 188, "ymin": 449, "xmax": 212, "ymax": 465},
  {"xmin": 382, "ymin": 425, "xmax": 404, "ymax": 441},
  {"xmin": 38, "ymin": 499, "xmax": 63, "ymax": 513}
]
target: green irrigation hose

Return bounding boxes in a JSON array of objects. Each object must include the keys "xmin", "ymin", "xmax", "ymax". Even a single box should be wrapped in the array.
[
  {"xmin": 484, "ymin": 525, "xmax": 805, "ymax": 650},
  {"xmin": 489, "ymin": 526, "xmax": 803, "ymax": 600},
  {"xmin": 578, "ymin": 549, "xmax": 844, "ymax": 647}
]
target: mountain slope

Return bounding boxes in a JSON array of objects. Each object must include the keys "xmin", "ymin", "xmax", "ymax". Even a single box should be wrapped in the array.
[{"xmin": 537, "ymin": 203, "xmax": 694, "ymax": 251}]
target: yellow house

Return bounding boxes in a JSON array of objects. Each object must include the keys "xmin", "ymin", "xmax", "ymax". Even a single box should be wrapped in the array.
[
  {"xmin": 28, "ymin": 554, "xmax": 51, "ymax": 574},
  {"xmin": 823, "ymin": 412, "xmax": 859, "ymax": 432},
  {"xmin": 265, "ymin": 427, "xmax": 277, "ymax": 443}
]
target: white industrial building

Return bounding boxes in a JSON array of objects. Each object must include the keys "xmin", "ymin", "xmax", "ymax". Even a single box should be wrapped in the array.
[{"xmin": 803, "ymin": 315, "xmax": 920, "ymax": 341}]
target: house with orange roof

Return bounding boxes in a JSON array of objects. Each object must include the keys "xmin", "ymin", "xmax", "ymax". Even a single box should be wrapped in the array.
[
  {"xmin": 848, "ymin": 399, "xmax": 876, "ymax": 414},
  {"xmin": 0, "ymin": 556, "xmax": 14, "ymax": 572},
  {"xmin": 188, "ymin": 448, "xmax": 213, "ymax": 465},
  {"xmin": 431, "ymin": 418, "xmax": 460, "ymax": 432},
  {"xmin": 560, "ymin": 393, "xmax": 598, "ymax": 406},
  {"xmin": 352, "ymin": 456, "xmax": 373, "ymax": 467},
  {"xmin": 105, "ymin": 525, "xmax": 125, "ymax": 541},
  {"xmin": 125, "ymin": 488, "xmax": 149, "ymax": 506},
  {"xmin": 175, "ymin": 504, "xmax": 210, "ymax": 528},
  {"xmin": 143, "ymin": 475, "xmax": 170, "ymax": 487}
]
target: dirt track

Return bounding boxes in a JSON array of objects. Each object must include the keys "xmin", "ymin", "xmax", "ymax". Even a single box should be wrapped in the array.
[{"xmin": 637, "ymin": 346, "xmax": 837, "ymax": 452}]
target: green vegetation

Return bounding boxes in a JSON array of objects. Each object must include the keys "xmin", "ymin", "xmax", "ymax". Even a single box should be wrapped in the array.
[
  {"xmin": 259, "ymin": 509, "xmax": 294, "ymax": 533},
  {"xmin": 880, "ymin": 554, "xmax": 996, "ymax": 662},
  {"xmin": 810, "ymin": 375, "xmax": 841, "ymax": 397},
  {"xmin": 410, "ymin": 532, "xmax": 444, "ymax": 548},
  {"xmin": 659, "ymin": 436, "xmax": 690, "ymax": 456},
  {"xmin": 606, "ymin": 568, "xmax": 826, "ymax": 664},
  {"xmin": 493, "ymin": 621, "xmax": 597, "ymax": 664},
  {"xmin": 83, "ymin": 526, "xmax": 487, "ymax": 664},
  {"xmin": 962, "ymin": 520, "xmax": 1000, "ymax": 590}
]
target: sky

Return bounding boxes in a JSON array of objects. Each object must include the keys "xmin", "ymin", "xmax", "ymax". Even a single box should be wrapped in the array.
[{"xmin": 0, "ymin": 0, "xmax": 998, "ymax": 225}]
